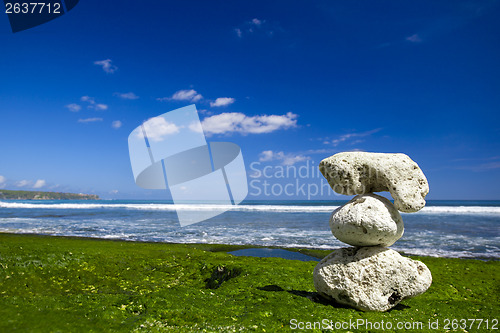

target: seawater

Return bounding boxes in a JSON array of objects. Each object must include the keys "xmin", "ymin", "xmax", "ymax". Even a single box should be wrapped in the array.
[{"xmin": 0, "ymin": 200, "xmax": 498, "ymax": 260}]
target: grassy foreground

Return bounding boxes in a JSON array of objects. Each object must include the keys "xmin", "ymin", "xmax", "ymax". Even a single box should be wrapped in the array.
[{"xmin": 0, "ymin": 233, "xmax": 498, "ymax": 332}]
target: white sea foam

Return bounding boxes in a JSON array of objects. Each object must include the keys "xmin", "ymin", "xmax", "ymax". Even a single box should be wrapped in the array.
[
  {"xmin": 1, "ymin": 227, "xmax": 497, "ymax": 259},
  {"xmin": 1, "ymin": 201, "xmax": 500, "ymax": 215},
  {"xmin": 0, "ymin": 201, "xmax": 336, "ymax": 212},
  {"xmin": 418, "ymin": 206, "xmax": 500, "ymax": 215}
]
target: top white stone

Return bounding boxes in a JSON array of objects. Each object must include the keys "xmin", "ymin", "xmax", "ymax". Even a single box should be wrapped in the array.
[{"xmin": 320, "ymin": 152, "xmax": 429, "ymax": 212}]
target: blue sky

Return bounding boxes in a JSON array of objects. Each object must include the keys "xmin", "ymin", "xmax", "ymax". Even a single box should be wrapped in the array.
[{"xmin": 0, "ymin": 0, "xmax": 499, "ymax": 200}]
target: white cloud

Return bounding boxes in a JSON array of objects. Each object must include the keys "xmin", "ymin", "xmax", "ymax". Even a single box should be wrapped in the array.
[
  {"xmin": 0, "ymin": 175, "xmax": 6, "ymax": 188},
  {"xmin": 157, "ymin": 89, "xmax": 203, "ymax": 103},
  {"xmin": 95, "ymin": 104, "xmax": 108, "ymax": 111},
  {"xmin": 172, "ymin": 89, "xmax": 202, "ymax": 102},
  {"xmin": 33, "ymin": 179, "xmax": 46, "ymax": 189},
  {"xmin": 210, "ymin": 97, "xmax": 235, "ymax": 107},
  {"xmin": 198, "ymin": 109, "xmax": 212, "ymax": 115},
  {"xmin": 81, "ymin": 96, "xmax": 95, "ymax": 104},
  {"xmin": 406, "ymin": 34, "xmax": 422, "ymax": 43},
  {"xmin": 304, "ymin": 148, "xmax": 337, "ymax": 155},
  {"xmin": 454, "ymin": 156, "xmax": 500, "ymax": 172},
  {"xmin": 259, "ymin": 150, "xmax": 274, "ymax": 162},
  {"xmin": 110, "ymin": 190, "xmax": 119, "ymax": 194},
  {"xmin": 188, "ymin": 120, "xmax": 203, "ymax": 134},
  {"xmin": 112, "ymin": 120, "xmax": 122, "ymax": 129},
  {"xmin": 140, "ymin": 117, "xmax": 180, "ymax": 142},
  {"xmin": 94, "ymin": 59, "xmax": 118, "ymax": 73},
  {"xmin": 282, "ymin": 155, "xmax": 309, "ymax": 166},
  {"xmin": 259, "ymin": 150, "xmax": 309, "ymax": 166},
  {"xmin": 457, "ymin": 162, "xmax": 500, "ymax": 172},
  {"xmin": 115, "ymin": 92, "xmax": 139, "ymax": 100},
  {"xmin": 78, "ymin": 118, "xmax": 103, "ymax": 123},
  {"xmin": 234, "ymin": 18, "xmax": 281, "ymax": 38},
  {"xmin": 327, "ymin": 128, "xmax": 382, "ymax": 146},
  {"xmin": 252, "ymin": 18, "xmax": 262, "ymax": 26},
  {"xmin": 65, "ymin": 103, "xmax": 81, "ymax": 112},
  {"xmin": 17, "ymin": 180, "xmax": 30, "ymax": 187},
  {"xmin": 235, "ymin": 18, "xmax": 265, "ymax": 37},
  {"xmin": 199, "ymin": 112, "xmax": 297, "ymax": 136},
  {"xmin": 80, "ymin": 96, "xmax": 107, "ymax": 110}
]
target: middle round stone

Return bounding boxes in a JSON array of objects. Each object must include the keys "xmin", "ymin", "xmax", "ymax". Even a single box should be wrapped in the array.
[{"xmin": 330, "ymin": 194, "xmax": 404, "ymax": 247}]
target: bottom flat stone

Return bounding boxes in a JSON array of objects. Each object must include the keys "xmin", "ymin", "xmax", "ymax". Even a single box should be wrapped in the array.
[{"xmin": 313, "ymin": 246, "xmax": 432, "ymax": 312}]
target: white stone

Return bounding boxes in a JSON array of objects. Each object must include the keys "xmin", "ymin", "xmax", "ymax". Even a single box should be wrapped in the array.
[
  {"xmin": 313, "ymin": 247, "xmax": 432, "ymax": 312},
  {"xmin": 330, "ymin": 194, "xmax": 403, "ymax": 247},
  {"xmin": 319, "ymin": 152, "xmax": 429, "ymax": 213}
]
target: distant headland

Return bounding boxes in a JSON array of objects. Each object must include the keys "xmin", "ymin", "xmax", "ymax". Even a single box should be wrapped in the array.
[{"xmin": 0, "ymin": 189, "xmax": 99, "ymax": 200}]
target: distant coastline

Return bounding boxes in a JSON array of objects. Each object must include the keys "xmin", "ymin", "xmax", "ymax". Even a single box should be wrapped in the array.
[{"xmin": 0, "ymin": 189, "xmax": 99, "ymax": 200}]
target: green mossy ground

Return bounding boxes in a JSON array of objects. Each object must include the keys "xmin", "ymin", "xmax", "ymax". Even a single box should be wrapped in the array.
[{"xmin": 0, "ymin": 233, "xmax": 498, "ymax": 332}]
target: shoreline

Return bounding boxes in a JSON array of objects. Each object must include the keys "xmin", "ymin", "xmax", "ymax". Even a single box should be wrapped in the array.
[
  {"xmin": 1, "ymin": 200, "xmax": 498, "ymax": 261},
  {"xmin": 0, "ymin": 232, "xmax": 497, "ymax": 262}
]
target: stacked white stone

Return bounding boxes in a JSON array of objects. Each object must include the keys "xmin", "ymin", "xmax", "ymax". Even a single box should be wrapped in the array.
[{"xmin": 313, "ymin": 152, "xmax": 432, "ymax": 312}]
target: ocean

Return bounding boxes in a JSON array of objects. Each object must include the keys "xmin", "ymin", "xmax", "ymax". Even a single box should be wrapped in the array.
[{"xmin": 0, "ymin": 200, "xmax": 498, "ymax": 260}]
